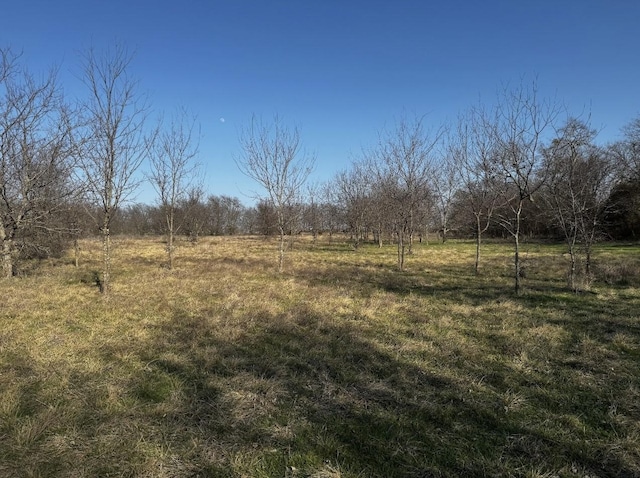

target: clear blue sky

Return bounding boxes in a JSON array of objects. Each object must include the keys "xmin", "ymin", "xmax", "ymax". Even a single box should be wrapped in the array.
[{"xmin": 2, "ymin": 1, "xmax": 639, "ymax": 205}]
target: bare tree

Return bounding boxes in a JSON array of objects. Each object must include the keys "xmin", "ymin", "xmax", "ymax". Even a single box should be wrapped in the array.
[
  {"xmin": 77, "ymin": 44, "xmax": 149, "ymax": 294},
  {"xmin": 320, "ymin": 181, "xmax": 343, "ymax": 242},
  {"xmin": 542, "ymin": 118, "xmax": 615, "ymax": 290},
  {"xmin": 210, "ymin": 195, "xmax": 245, "ymax": 235},
  {"xmin": 490, "ymin": 81, "xmax": 561, "ymax": 294},
  {"xmin": 607, "ymin": 117, "xmax": 640, "ymax": 238},
  {"xmin": 177, "ymin": 186, "xmax": 207, "ymax": 242},
  {"xmin": 331, "ymin": 160, "xmax": 373, "ymax": 250},
  {"xmin": 236, "ymin": 115, "xmax": 314, "ymax": 272},
  {"xmin": 431, "ymin": 142, "xmax": 460, "ymax": 243},
  {"xmin": 615, "ymin": 116, "xmax": 640, "ymax": 180},
  {"xmin": 374, "ymin": 115, "xmax": 441, "ymax": 270},
  {"xmin": 147, "ymin": 108, "xmax": 200, "ymax": 269},
  {"xmin": 451, "ymin": 108, "xmax": 501, "ymax": 274},
  {"xmin": 65, "ymin": 200, "xmax": 92, "ymax": 268},
  {"xmin": 253, "ymin": 199, "xmax": 279, "ymax": 236},
  {"xmin": 369, "ymin": 171, "xmax": 396, "ymax": 248},
  {"xmin": 304, "ymin": 182, "xmax": 322, "ymax": 244},
  {"xmin": 0, "ymin": 48, "xmax": 77, "ymax": 277}
]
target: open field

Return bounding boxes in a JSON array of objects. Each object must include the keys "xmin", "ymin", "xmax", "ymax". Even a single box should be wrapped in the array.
[{"xmin": 1, "ymin": 236, "xmax": 639, "ymax": 477}]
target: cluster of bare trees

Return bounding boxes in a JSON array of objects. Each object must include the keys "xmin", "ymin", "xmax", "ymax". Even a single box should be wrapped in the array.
[
  {"xmin": 76, "ymin": 45, "xmax": 153, "ymax": 293},
  {"xmin": 0, "ymin": 45, "xmax": 204, "ymax": 294},
  {"xmin": 236, "ymin": 115, "xmax": 315, "ymax": 272},
  {"xmin": 3, "ymin": 43, "xmax": 639, "ymax": 295},
  {"xmin": 320, "ymin": 82, "xmax": 636, "ymax": 293},
  {"xmin": 109, "ymin": 194, "xmax": 251, "ymax": 237},
  {"xmin": 0, "ymin": 48, "xmax": 78, "ymax": 278},
  {"xmin": 146, "ymin": 108, "xmax": 200, "ymax": 269},
  {"xmin": 73, "ymin": 84, "xmax": 640, "ymax": 294}
]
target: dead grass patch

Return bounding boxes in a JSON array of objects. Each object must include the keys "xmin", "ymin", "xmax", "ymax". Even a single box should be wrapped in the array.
[{"xmin": 0, "ymin": 236, "xmax": 638, "ymax": 477}]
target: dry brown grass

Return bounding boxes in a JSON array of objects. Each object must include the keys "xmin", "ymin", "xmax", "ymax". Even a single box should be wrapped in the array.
[{"xmin": 0, "ymin": 235, "xmax": 639, "ymax": 477}]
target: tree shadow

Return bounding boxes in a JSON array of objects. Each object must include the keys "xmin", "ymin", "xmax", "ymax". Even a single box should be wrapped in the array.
[
  {"xmin": 145, "ymin": 308, "xmax": 497, "ymax": 476},
  {"xmin": 294, "ymin": 259, "xmax": 514, "ymax": 306},
  {"xmin": 138, "ymin": 300, "xmax": 637, "ymax": 477}
]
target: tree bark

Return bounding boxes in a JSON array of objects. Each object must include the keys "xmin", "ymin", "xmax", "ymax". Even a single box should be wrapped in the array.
[
  {"xmin": 74, "ymin": 237, "xmax": 80, "ymax": 268},
  {"xmin": 101, "ymin": 224, "xmax": 111, "ymax": 295},
  {"xmin": 514, "ymin": 232, "xmax": 520, "ymax": 295},
  {"xmin": 0, "ymin": 218, "xmax": 17, "ymax": 277},
  {"xmin": 474, "ymin": 215, "xmax": 482, "ymax": 276},
  {"xmin": 168, "ymin": 231, "xmax": 174, "ymax": 270},
  {"xmin": 408, "ymin": 211, "xmax": 414, "ymax": 254},
  {"xmin": 585, "ymin": 246, "xmax": 593, "ymax": 287},
  {"xmin": 568, "ymin": 245, "xmax": 577, "ymax": 292},
  {"xmin": 167, "ymin": 211, "xmax": 175, "ymax": 270},
  {"xmin": 278, "ymin": 224, "xmax": 286, "ymax": 273},
  {"xmin": 1, "ymin": 235, "xmax": 14, "ymax": 278},
  {"xmin": 397, "ymin": 228, "xmax": 405, "ymax": 271}
]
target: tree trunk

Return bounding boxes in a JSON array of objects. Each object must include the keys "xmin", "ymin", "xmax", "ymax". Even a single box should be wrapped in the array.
[
  {"xmin": 1, "ymin": 238, "xmax": 14, "ymax": 278},
  {"xmin": 514, "ymin": 232, "xmax": 520, "ymax": 295},
  {"xmin": 474, "ymin": 215, "xmax": 482, "ymax": 276},
  {"xmin": 397, "ymin": 229, "xmax": 405, "ymax": 271},
  {"xmin": 567, "ymin": 244, "xmax": 578, "ymax": 292},
  {"xmin": 408, "ymin": 211, "xmax": 414, "ymax": 254},
  {"xmin": 74, "ymin": 237, "xmax": 80, "ymax": 268},
  {"xmin": 353, "ymin": 223, "xmax": 360, "ymax": 250},
  {"xmin": 168, "ymin": 230, "xmax": 174, "ymax": 270},
  {"xmin": 166, "ymin": 209, "xmax": 175, "ymax": 270},
  {"xmin": 278, "ymin": 229, "xmax": 285, "ymax": 273},
  {"xmin": 584, "ymin": 245, "xmax": 593, "ymax": 288},
  {"xmin": 101, "ymin": 226, "xmax": 111, "ymax": 295},
  {"xmin": 512, "ymin": 202, "xmax": 524, "ymax": 295},
  {"xmin": 0, "ymin": 219, "xmax": 16, "ymax": 277},
  {"xmin": 584, "ymin": 239, "xmax": 593, "ymax": 278}
]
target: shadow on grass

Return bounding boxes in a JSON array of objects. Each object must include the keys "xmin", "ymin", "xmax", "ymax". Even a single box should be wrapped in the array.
[
  {"xmin": 295, "ymin": 257, "xmax": 640, "ymax": 338},
  {"xmin": 138, "ymin": 299, "xmax": 638, "ymax": 477},
  {"xmin": 145, "ymin": 308, "xmax": 501, "ymax": 476},
  {"xmin": 294, "ymin": 258, "xmax": 523, "ymax": 310}
]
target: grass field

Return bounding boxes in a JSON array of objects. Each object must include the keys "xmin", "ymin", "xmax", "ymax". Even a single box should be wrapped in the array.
[{"xmin": 0, "ymin": 235, "xmax": 639, "ymax": 477}]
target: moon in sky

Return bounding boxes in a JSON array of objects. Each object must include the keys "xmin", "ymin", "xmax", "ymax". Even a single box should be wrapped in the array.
[{"xmin": 219, "ymin": 117, "xmax": 225, "ymax": 123}]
